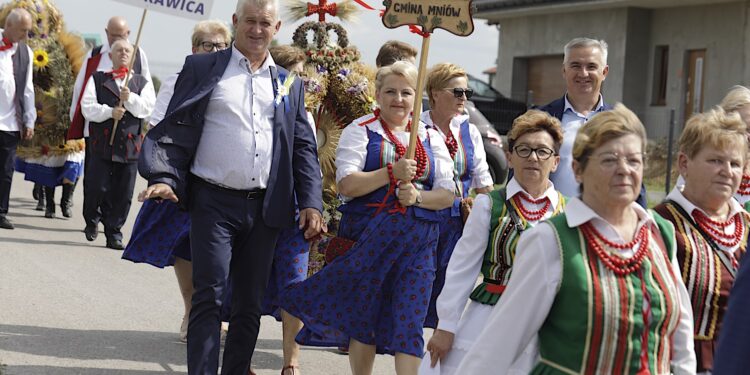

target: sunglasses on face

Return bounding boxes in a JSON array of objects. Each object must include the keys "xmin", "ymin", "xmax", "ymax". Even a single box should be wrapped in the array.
[{"xmin": 445, "ymin": 87, "xmax": 474, "ymax": 99}]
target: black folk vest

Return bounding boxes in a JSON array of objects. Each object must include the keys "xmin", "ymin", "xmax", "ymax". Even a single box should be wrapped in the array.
[
  {"xmin": 11, "ymin": 42, "xmax": 29, "ymax": 130},
  {"xmin": 88, "ymin": 71, "xmax": 147, "ymax": 163}
]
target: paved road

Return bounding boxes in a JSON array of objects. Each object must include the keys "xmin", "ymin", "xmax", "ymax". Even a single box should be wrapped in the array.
[{"xmin": 0, "ymin": 173, "xmax": 403, "ymax": 374}]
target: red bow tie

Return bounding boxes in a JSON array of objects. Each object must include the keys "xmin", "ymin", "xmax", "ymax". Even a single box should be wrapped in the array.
[
  {"xmin": 109, "ymin": 66, "xmax": 129, "ymax": 80},
  {"xmin": 0, "ymin": 38, "xmax": 13, "ymax": 52}
]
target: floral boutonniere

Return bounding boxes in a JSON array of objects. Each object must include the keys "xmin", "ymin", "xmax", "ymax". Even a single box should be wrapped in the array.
[{"xmin": 275, "ymin": 73, "xmax": 296, "ymax": 112}]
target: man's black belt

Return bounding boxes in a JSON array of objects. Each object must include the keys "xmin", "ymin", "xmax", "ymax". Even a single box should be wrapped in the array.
[{"xmin": 191, "ymin": 175, "xmax": 265, "ymax": 200}]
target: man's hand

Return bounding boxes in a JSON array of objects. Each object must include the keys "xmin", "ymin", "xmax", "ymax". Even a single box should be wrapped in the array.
[
  {"xmin": 299, "ymin": 207, "xmax": 324, "ymax": 240},
  {"xmin": 22, "ymin": 127, "xmax": 33, "ymax": 140},
  {"xmin": 426, "ymin": 329, "xmax": 455, "ymax": 367},
  {"xmin": 138, "ymin": 183, "xmax": 178, "ymax": 203},
  {"xmin": 120, "ymin": 86, "xmax": 130, "ymax": 102},
  {"xmin": 397, "ymin": 182, "xmax": 420, "ymax": 207},
  {"xmin": 112, "ymin": 106, "xmax": 126, "ymax": 121}
]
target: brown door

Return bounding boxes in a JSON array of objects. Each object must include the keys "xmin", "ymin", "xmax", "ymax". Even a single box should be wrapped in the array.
[
  {"xmin": 526, "ymin": 55, "xmax": 566, "ymax": 106},
  {"xmin": 684, "ymin": 49, "xmax": 706, "ymax": 122}
]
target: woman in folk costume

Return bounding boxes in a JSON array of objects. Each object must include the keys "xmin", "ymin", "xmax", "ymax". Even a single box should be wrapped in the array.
[
  {"xmin": 718, "ymin": 86, "xmax": 750, "ymax": 206},
  {"xmin": 420, "ymin": 110, "xmax": 565, "ymax": 375},
  {"xmin": 278, "ymin": 61, "xmax": 455, "ymax": 375},
  {"xmin": 456, "ymin": 103, "xmax": 697, "ymax": 375},
  {"xmin": 653, "ymin": 107, "xmax": 749, "ymax": 374},
  {"xmin": 419, "ymin": 62, "xmax": 494, "ymax": 329}
]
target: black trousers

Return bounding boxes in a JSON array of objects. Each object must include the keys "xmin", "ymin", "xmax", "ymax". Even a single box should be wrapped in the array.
[
  {"xmin": 0, "ymin": 130, "xmax": 19, "ymax": 216},
  {"xmin": 187, "ymin": 180, "xmax": 280, "ymax": 375},
  {"xmin": 82, "ymin": 137, "xmax": 107, "ymax": 226},
  {"xmin": 82, "ymin": 156, "xmax": 137, "ymax": 241}
]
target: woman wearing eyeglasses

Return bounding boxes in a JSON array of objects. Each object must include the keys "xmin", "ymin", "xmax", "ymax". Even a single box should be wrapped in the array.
[
  {"xmin": 419, "ymin": 63, "xmax": 494, "ymax": 329},
  {"xmin": 279, "ymin": 61, "xmax": 456, "ymax": 375},
  {"xmin": 653, "ymin": 108, "xmax": 749, "ymax": 374},
  {"xmin": 455, "ymin": 104, "xmax": 696, "ymax": 375},
  {"xmin": 420, "ymin": 110, "xmax": 565, "ymax": 375}
]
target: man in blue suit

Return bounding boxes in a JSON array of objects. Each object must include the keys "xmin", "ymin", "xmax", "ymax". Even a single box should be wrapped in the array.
[
  {"xmin": 537, "ymin": 37, "xmax": 646, "ymax": 207},
  {"xmin": 138, "ymin": 0, "xmax": 323, "ymax": 373},
  {"xmin": 714, "ymin": 251, "xmax": 750, "ymax": 374}
]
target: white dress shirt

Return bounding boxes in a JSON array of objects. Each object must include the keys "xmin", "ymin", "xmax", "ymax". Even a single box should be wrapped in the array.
[
  {"xmin": 335, "ymin": 114, "xmax": 456, "ymax": 200},
  {"xmin": 455, "ymin": 197, "xmax": 697, "ymax": 375},
  {"xmin": 148, "ymin": 72, "xmax": 178, "ymax": 127},
  {"xmin": 69, "ymin": 41, "xmax": 151, "ymax": 136},
  {"xmin": 191, "ymin": 45, "xmax": 276, "ymax": 190},
  {"xmin": 420, "ymin": 111, "xmax": 494, "ymax": 190},
  {"xmin": 550, "ymin": 94, "xmax": 605, "ymax": 197},
  {"xmin": 0, "ymin": 29, "xmax": 35, "ymax": 132},
  {"xmin": 80, "ymin": 75, "xmax": 156, "ymax": 122}
]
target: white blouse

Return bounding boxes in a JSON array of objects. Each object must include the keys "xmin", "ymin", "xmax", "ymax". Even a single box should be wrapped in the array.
[
  {"xmin": 436, "ymin": 178, "xmax": 560, "ymax": 333},
  {"xmin": 455, "ymin": 198, "xmax": 697, "ymax": 375},
  {"xmin": 335, "ymin": 114, "xmax": 456, "ymax": 200},
  {"xmin": 420, "ymin": 111, "xmax": 494, "ymax": 189}
]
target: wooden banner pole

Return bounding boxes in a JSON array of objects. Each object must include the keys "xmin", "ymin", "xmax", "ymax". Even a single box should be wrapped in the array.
[
  {"xmin": 406, "ymin": 33, "xmax": 431, "ymax": 159},
  {"xmin": 110, "ymin": 8, "xmax": 148, "ymax": 145}
]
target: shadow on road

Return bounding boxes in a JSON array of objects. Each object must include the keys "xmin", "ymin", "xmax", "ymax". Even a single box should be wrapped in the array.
[
  {"xmin": 2, "ymin": 365, "xmax": 182, "ymax": 374},
  {"xmin": 11, "ymin": 223, "xmax": 82, "ymax": 233},
  {"xmin": 0, "ymin": 324, "xmax": 284, "ymax": 373},
  {"xmin": 0, "ymin": 237, "xmax": 84, "ymax": 247}
]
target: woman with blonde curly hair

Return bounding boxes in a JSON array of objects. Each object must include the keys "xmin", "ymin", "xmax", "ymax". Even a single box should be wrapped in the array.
[
  {"xmin": 280, "ymin": 61, "xmax": 455, "ymax": 375},
  {"xmin": 655, "ymin": 107, "xmax": 750, "ymax": 374},
  {"xmin": 719, "ymin": 85, "xmax": 750, "ymax": 204}
]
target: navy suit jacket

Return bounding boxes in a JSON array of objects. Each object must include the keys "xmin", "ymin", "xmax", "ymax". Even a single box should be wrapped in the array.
[
  {"xmin": 138, "ymin": 48, "xmax": 322, "ymax": 229},
  {"xmin": 537, "ymin": 95, "xmax": 647, "ymax": 208},
  {"xmin": 714, "ymin": 251, "xmax": 750, "ymax": 374}
]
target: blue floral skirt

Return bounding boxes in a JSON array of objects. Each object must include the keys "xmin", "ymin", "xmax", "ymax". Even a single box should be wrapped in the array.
[
  {"xmin": 122, "ymin": 200, "xmax": 191, "ymax": 267},
  {"xmin": 124, "ymin": 200, "xmax": 310, "ymax": 320},
  {"xmin": 278, "ymin": 209, "xmax": 438, "ymax": 357},
  {"xmin": 424, "ymin": 214, "xmax": 464, "ymax": 328}
]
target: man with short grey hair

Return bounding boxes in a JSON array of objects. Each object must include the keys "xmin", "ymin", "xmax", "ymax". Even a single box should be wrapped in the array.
[
  {"xmin": 69, "ymin": 16, "xmax": 151, "ymax": 241},
  {"xmin": 538, "ymin": 37, "xmax": 646, "ymax": 206},
  {"xmin": 538, "ymin": 37, "xmax": 611, "ymax": 198},
  {"xmin": 139, "ymin": 0, "xmax": 323, "ymax": 373},
  {"xmin": 0, "ymin": 8, "xmax": 35, "ymax": 230}
]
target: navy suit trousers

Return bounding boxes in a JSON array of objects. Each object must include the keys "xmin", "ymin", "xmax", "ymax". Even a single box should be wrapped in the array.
[{"xmin": 187, "ymin": 179, "xmax": 280, "ymax": 375}]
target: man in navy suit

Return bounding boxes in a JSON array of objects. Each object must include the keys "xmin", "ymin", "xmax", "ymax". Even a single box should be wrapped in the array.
[
  {"xmin": 138, "ymin": 0, "xmax": 323, "ymax": 373},
  {"xmin": 713, "ymin": 253, "xmax": 750, "ymax": 374},
  {"xmin": 537, "ymin": 37, "xmax": 646, "ymax": 207}
]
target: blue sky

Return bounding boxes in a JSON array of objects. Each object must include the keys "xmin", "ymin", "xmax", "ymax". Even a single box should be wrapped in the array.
[{"xmin": 52, "ymin": 0, "xmax": 499, "ymax": 86}]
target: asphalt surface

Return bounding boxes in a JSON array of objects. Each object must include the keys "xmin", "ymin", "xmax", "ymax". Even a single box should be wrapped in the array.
[{"xmin": 0, "ymin": 173, "xmax": 403, "ymax": 375}]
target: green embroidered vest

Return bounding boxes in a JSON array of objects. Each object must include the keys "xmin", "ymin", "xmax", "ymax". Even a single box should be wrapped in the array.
[
  {"xmin": 533, "ymin": 212, "xmax": 681, "ymax": 375},
  {"xmin": 469, "ymin": 188, "xmax": 565, "ymax": 305}
]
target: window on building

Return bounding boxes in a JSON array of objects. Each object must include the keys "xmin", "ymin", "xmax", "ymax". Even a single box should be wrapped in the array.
[{"xmin": 651, "ymin": 46, "xmax": 669, "ymax": 106}]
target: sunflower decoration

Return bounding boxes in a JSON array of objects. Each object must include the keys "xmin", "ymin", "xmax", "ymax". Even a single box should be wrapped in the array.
[
  {"xmin": 32, "ymin": 48, "xmax": 49, "ymax": 69},
  {"xmin": 0, "ymin": 0, "xmax": 86, "ymax": 184}
]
